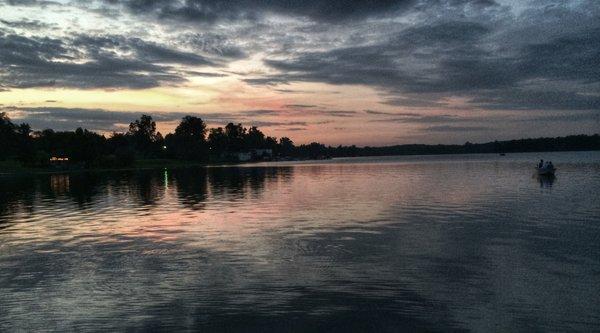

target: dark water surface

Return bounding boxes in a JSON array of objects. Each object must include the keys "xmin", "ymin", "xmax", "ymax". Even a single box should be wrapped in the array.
[{"xmin": 1, "ymin": 152, "xmax": 599, "ymax": 332}]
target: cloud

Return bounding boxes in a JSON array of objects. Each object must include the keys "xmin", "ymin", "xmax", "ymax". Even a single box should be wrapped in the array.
[
  {"xmin": 258, "ymin": 19, "xmax": 502, "ymax": 93},
  {"xmin": 0, "ymin": 32, "xmax": 225, "ymax": 89},
  {"xmin": 185, "ymin": 71, "xmax": 227, "ymax": 77},
  {"xmin": 178, "ymin": 33, "xmax": 246, "ymax": 59},
  {"xmin": 284, "ymin": 104, "xmax": 318, "ymax": 109},
  {"xmin": 3, "ymin": 0, "xmax": 60, "ymax": 7},
  {"xmin": 424, "ymin": 125, "xmax": 489, "ymax": 132},
  {"xmin": 368, "ymin": 114, "xmax": 466, "ymax": 124},
  {"xmin": 1, "ymin": 0, "xmax": 599, "ymax": 120},
  {"xmin": 247, "ymin": 121, "xmax": 308, "ymax": 127},
  {"xmin": 471, "ymin": 90, "xmax": 600, "ymax": 111},
  {"xmin": 0, "ymin": 106, "xmax": 332, "ymax": 132},
  {"xmin": 236, "ymin": 109, "xmax": 279, "ymax": 117},
  {"xmin": 365, "ymin": 110, "xmax": 441, "ymax": 116},
  {"xmin": 380, "ymin": 97, "xmax": 449, "ymax": 108},
  {"xmin": 243, "ymin": 77, "xmax": 289, "ymax": 86},
  {"xmin": 364, "ymin": 110, "xmax": 397, "ymax": 116},
  {"xmin": 514, "ymin": 111, "xmax": 600, "ymax": 123},
  {"xmin": 306, "ymin": 110, "xmax": 357, "ymax": 117},
  {"xmin": 237, "ymin": 108, "xmax": 358, "ymax": 118},
  {"xmin": 1, "ymin": 106, "xmax": 186, "ymax": 131},
  {"xmin": 246, "ymin": 1, "xmax": 600, "ymax": 112},
  {"xmin": 0, "ymin": 19, "xmax": 55, "ymax": 30},
  {"xmin": 98, "ymin": 0, "xmax": 420, "ymax": 24}
]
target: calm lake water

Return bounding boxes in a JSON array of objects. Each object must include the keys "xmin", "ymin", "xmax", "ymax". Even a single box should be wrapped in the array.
[{"xmin": 1, "ymin": 151, "xmax": 599, "ymax": 332}]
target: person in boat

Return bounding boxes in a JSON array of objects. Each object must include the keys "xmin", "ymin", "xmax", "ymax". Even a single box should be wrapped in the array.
[
  {"xmin": 538, "ymin": 159, "xmax": 544, "ymax": 168},
  {"xmin": 548, "ymin": 161, "xmax": 554, "ymax": 169}
]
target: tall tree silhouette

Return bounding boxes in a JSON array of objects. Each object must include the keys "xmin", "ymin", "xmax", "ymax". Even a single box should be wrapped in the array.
[
  {"xmin": 244, "ymin": 126, "xmax": 266, "ymax": 149},
  {"xmin": 224, "ymin": 123, "xmax": 246, "ymax": 152},
  {"xmin": 207, "ymin": 127, "xmax": 227, "ymax": 155},
  {"xmin": 128, "ymin": 115, "xmax": 160, "ymax": 157},
  {"xmin": 165, "ymin": 116, "xmax": 208, "ymax": 160}
]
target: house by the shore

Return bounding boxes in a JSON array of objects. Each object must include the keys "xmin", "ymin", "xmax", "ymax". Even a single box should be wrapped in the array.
[{"xmin": 223, "ymin": 149, "xmax": 273, "ymax": 162}]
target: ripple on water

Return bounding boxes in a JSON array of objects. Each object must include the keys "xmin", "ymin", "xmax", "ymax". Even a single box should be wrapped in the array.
[{"xmin": 1, "ymin": 152, "xmax": 600, "ymax": 331}]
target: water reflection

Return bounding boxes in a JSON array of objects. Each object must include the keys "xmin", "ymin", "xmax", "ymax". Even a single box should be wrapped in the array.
[
  {"xmin": 173, "ymin": 168, "xmax": 209, "ymax": 209},
  {"xmin": 0, "ymin": 167, "xmax": 295, "ymax": 218},
  {"xmin": 0, "ymin": 152, "xmax": 599, "ymax": 332},
  {"xmin": 536, "ymin": 174, "xmax": 556, "ymax": 188}
]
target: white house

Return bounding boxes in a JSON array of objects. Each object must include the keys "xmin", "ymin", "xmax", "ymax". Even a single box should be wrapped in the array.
[
  {"xmin": 253, "ymin": 149, "xmax": 273, "ymax": 158},
  {"xmin": 235, "ymin": 152, "xmax": 252, "ymax": 162}
]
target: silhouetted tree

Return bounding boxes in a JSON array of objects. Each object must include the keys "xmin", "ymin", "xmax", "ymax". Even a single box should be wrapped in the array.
[
  {"xmin": 0, "ymin": 112, "xmax": 18, "ymax": 159},
  {"xmin": 244, "ymin": 126, "xmax": 266, "ymax": 150},
  {"xmin": 106, "ymin": 132, "xmax": 135, "ymax": 167},
  {"xmin": 175, "ymin": 116, "xmax": 207, "ymax": 138},
  {"xmin": 128, "ymin": 115, "xmax": 161, "ymax": 157},
  {"xmin": 224, "ymin": 123, "xmax": 246, "ymax": 152},
  {"xmin": 2, "ymin": 110, "xmax": 599, "ymax": 170},
  {"xmin": 207, "ymin": 127, "xmax": 228, "ymax": 155},
  {"xmin": 278, "ymin": 137, "xmax": 294, "ymax": 156},
  {"xmin": 165, "ymin": 116, "xmax": 208, "ymax": 161}
]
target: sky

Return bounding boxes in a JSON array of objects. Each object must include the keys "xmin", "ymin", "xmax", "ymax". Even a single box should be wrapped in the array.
[{"xmin": 0, "ymin": 0, "xmax": 598, "ymax": 146}]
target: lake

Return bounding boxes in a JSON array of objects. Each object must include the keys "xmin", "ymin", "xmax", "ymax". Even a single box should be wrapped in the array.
[{"xmin": 1, "ymin": 151, "xmax": 599, "ymax": 332}]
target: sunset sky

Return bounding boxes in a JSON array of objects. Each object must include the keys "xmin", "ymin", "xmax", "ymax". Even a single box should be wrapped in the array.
[{"xmin": 0, "ymin": 0, "xmax": 598, "ymax": 146}]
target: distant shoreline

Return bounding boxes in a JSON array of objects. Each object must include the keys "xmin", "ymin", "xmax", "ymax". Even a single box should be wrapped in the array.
[
  {"xmin": 2, "ymin": 111, "xmax": 598, "ymax": 176},
  {"xmin": 2, "ymin": 148, "xmax": 598, "ymax": 177}
]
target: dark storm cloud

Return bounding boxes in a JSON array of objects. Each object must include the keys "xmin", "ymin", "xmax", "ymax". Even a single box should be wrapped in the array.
[
  {"xmin": 249, "ymin": 1, "xmax": 600, "ymax": 112},
  {"xmin": 471, "ymin": 90, "xmax": 600, "ymax": 111},
  {"xmin": 257, "ymin": 19, "xmax": 516, "ymax": 95},
  {"xmin": 0, "ymin": 19, "xmax": 55, "ymax": 30},
  {"xmin": 395, "ymin": 20, "xmax": 492, "ymax": 45},
  {"xmin": 516, "ymin": 27, "xmax": 600, "ymax": 84},
  {"xmin": 2, "ymin": 0, "xmax": 599, "ymax": 116},
  {"xmin": 185, "ymin": 71, "xmax": 227, "ymax": 77},
  {"xmin": 0, "ymin": 32, "xmax": 222, "ymax": 89},
  {"xmin": 70, "ymin": 35, "xmax": 214, "ymax": 66},
  {"xmin": 100, "ymin": 0, "xmax": 418, "ymax": 24},
  {"xmin": 259, "ymin": 24, "xmax": 600, "ymax": 110},
  {"xmin": 125, "ymin": 39, "xmax": 213, "ymax": 66},
  {"xmin": 243, "ymin": 77, "xmax": 289, "ymax": 86},
  {"xmin": 3, "ymin": 0, "xmax": 60, "ymax": 6},
  {"xmin": 515, "ymin": 111, "xmax": 600, "ymax": 124},
  {"xmin": 179, "ymin": 33, "xmax": 246, "ymax": 59}
]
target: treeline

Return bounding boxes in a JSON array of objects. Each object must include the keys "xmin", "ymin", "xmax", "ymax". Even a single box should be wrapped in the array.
[
  {"xmin": 1, "ymin": 112, "xmax": 599, "ymax": 170},
  {"xmin": 0, "ymin": 113, "xmax": 295, "ymax": 168},
  {"xmin": 313, "ymin": 134, "xmax": 600, "ymax": 158}
]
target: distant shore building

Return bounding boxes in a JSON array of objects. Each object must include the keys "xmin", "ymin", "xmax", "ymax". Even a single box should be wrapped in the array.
[
  {"xmin": 253, "ymin": 149, "xmax": 273, "ymax": 160},
  {"xmin": 49, "ymin": 156, "xmax": 69, "ymax": 169},
  {"xmin": 221, "ymin": 149, "xmax": 273, "ymax": 162},
  {"xmin": 235, "ymin": 152, "xmax": 252, "ymax": 162}
]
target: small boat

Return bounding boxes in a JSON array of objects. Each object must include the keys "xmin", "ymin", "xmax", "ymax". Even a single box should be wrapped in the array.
[{"xmin": 536, "ymin": 166, "xmax": 556, "ymax": 176}]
